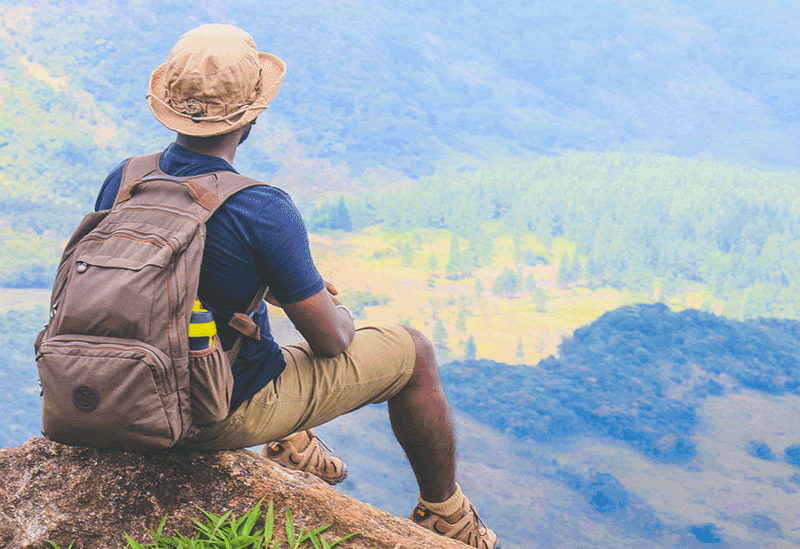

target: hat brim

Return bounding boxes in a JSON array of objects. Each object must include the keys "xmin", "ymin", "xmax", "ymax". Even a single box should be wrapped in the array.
[{"xmin": 147, "ymin": 52, "xmax": 286, "ymax": 137}]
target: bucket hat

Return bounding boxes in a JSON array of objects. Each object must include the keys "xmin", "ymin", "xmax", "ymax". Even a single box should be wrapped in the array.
[{"xmin": 147, "ymin": 24, "xmax": 286, "ymax": 137}]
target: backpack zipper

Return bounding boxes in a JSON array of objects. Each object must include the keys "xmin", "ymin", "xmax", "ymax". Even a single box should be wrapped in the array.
[
  {"xmin": 167, "ymin": 259, "xmax": 179, "ymax": 359},
  {"xmin": 41, "ymin": 340, "xmax": 171, "ymax": 392},
  {"xmin": 82, "ymin": 229, "xmax": 171, "ymax": 248}
]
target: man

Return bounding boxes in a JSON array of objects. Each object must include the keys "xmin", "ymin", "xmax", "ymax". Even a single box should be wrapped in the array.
[{"xmin": 96, "ymin": 24, "xmax": 499, "ymax": 548}]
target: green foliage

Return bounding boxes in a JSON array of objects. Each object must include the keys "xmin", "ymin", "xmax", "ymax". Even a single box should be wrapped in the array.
[
  {"xmin": 339, "ymin": 290, "xmax": 390, "ymax": 318},
  {"xmin": 455, "ymin": 307, "xmax": 467, "ymax": 332},
  {"xmin": 525, "ymin": 273, "xmax": 537, "ymax": 293},
  {"xmin": 557, "ymin": 253, "xmax": 572, "ymax": 286},
  {"xmin": 440, "ymin": 303, "xmax": 800, "ymax": 461},
  {"xmin": 515, "ymin": 337, "xmax": 524, "ymax": 364},
  {"xmin": 0, "ymin": 229, "xmax": 63, "ymax": 288},
  {"xmin": 50, "ymin": 499, "xmax": 364, "ymax": 549},
  {"xmin": 491, "ymin": 266, "xmax": 520, "ymax": 297},
  {"xmin": 308, "ymin": 198, "xmax": 353, "ymax": 233},
  {"xmin": 473, "ymin": 277, "xmax": 484, "ymax": 297},
  {"xmin": 427, "ymin": 251, "xmax": 439, "ymax": 271},
  {"xmin": 397, "ymin": 241, "xmax": 414, "ymax": 268},
  {"xmin": 349, "ymin": 152, "xmax": 800, "ymax": 319},
  {"xmin": 532, "ymin": 288, "xmax": 547, "ymax": 312},
  {"xmin": 432, "ymin": 317, "xmax": 448, "ymax": 349},
  {"xmin": 463, "ymin": 334, "xmax": 477, "ymax": 360},
  {"xmin": 444, "ymin": 234, "xmax": 469, "ymax": 280}
]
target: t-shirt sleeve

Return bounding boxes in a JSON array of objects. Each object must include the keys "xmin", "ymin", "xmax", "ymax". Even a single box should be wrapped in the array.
[
  {"xmin": 250, "ymin": 190, "xmax": 325, "ymax": 304},
  {"xmin": 94, "ymin": 159, "xmax": 128, "ymax": 211}
]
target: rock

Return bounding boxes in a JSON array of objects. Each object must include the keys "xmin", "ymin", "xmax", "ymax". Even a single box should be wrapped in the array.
[{"xmin": 0, "ymin": 438, "xmax": 467, "ymax": 549}]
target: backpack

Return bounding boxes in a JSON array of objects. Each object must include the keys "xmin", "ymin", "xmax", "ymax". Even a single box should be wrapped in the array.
[{"xmin": 34, "ymin": 153, "xmax": 267, "ymax": 451}]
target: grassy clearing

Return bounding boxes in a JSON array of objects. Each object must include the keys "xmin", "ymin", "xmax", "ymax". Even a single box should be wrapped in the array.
[
  {"xmin": 309, "ymin": 229, "xmax": 674, "ymax": 364},
  {"xmin": 3, "ymin": 225, "xmax": 712, "ymax": 365}
]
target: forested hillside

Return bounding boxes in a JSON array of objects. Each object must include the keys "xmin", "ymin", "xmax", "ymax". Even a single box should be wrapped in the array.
[
  {"xmin": 3, "ymin": 1, "xmax": 800, "ymax": 318},
  {"xmin": 442, "ymin": 303, "xmax": 800, "ymax": 461},
  {"xmin": 331, "ymin": 153, "xmax": 800, "ymax": 321},
  {"xmin": 4, "ymin": 0, "xmax": 800, "ymax": 178}
]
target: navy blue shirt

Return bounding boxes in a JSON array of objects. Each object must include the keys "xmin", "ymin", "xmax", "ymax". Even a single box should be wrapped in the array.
[{"xmin": 95, "ymin": 143, "xmax": 325, "ymax": 411}]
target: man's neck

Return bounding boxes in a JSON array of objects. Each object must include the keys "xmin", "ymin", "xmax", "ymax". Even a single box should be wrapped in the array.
[{"xmin": 175, "ymin": 131, "xmax": 241, "ymax": 165}]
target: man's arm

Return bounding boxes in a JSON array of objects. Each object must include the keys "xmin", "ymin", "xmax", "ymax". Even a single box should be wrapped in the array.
[{"xmin": 278, "ymin": 282, "xmax": 355, "ymax": 358}]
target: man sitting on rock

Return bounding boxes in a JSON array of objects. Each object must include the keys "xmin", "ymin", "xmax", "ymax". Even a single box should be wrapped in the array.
[{"xmin": 95, "ymin": 24, "xmax": 499, "ymax": 549}]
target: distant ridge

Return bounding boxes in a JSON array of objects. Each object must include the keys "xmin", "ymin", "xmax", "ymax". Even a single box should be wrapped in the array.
[{"xmin": 440, "ymin": 303, "xmax": 800, "ymax": 460}]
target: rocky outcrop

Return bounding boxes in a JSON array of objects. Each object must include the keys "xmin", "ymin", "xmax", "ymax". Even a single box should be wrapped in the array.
[{"xmin": 0, "ymin": 438, "xmax": 466, "ymax": 549}]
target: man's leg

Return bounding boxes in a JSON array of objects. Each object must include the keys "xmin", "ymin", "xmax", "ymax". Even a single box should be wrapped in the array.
[
  {"xmin": 389, "ymin": 326, "xmax": 456, "ymax": 503},
  {"xmin": 264, "ymin": 325, "xmax": 456, "ymax": 496},
  {"xmin": 391, "ymin": 326, "xmax": 500, "ymax": 548}
]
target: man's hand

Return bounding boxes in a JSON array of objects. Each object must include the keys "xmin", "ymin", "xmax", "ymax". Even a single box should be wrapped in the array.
[{"xmin": 324, "ymin": 280, "xmax": 339, "ymax": 297}]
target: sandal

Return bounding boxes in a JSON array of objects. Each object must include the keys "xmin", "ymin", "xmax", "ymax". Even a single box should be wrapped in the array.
[
  {"xmin": 262, "ymin": 429, "xmax": 348, "ymax": 485},
  {"xmin": 409, "ymin": 495, "xmax": 500, "ymax": 548}
]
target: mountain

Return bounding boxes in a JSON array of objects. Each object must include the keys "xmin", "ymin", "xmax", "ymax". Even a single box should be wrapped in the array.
[{"xmin": 2, "ymin": 0, "xmax": 800, "ymax": 196}]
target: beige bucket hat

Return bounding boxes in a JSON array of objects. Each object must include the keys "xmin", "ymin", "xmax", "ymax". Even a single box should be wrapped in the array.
[{"xmin": 147, "ymin": 24, "xmax": 286, "ymax": 137}]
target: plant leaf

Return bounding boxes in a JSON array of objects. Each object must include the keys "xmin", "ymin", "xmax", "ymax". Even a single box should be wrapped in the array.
[
  {"xmin": 241, "ymin": 497, "xmax": 263, "ymax": 537},
  {"xmin": 285, "ymin": 508, "xmax": 295, "ymax": 547},
  {"xmin": 263, "ymin": 500, "xmax": 275, "ymax": 547},
  {"xmin": 328, "ymin": 531, "xmax": 359, "ymax": 547}
]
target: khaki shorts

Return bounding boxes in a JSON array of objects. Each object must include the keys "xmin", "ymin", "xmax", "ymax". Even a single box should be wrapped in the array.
[{"xmin": 181, "ymin": 324, "xmax": 416, "ymax": 450}]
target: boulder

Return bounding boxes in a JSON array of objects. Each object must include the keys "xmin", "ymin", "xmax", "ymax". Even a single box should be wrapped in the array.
[{"xmin": 0, "ymin": 438, "xmax": 466, "ymax": 549}]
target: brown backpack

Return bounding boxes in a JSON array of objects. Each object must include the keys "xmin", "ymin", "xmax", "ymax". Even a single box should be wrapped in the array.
[{"xmin": 35, "ymin": 153, "xmax": 266, "ymax": 450}]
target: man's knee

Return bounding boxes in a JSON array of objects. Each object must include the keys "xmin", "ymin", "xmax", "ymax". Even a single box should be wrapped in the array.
[{"xmin": 399, "ymin": 325, "xmax": 438, "ymax": 378}]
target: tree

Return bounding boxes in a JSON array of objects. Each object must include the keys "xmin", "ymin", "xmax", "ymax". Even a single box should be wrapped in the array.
[
  {"xmin": 535, "ymin": 218, "xmax": 552, "ymax": 249},
  {"xmin": 474, "ymin": 277, "xmax": 484, "ymax": 297},
  {"xmin": 309, "ymin": 197, "xmax": 352, "ymax": 232},
  {"xmin": 585, "ymin": 253, "xmax": 605, "ymax": 288},
  {"xmin": 492, "ymin": 266, "xmax": 519, "ymax": 297},
  {"xmin": 515, "ymin": 337, "xmax": 525, "ymax": 364},
  {"xmin": 570, "ymin": 254, "xmax": 583, "ymax": 283},
  {"xmin": 526, "ymin": 273, "xmax": 537, "ymax": 293},
  {"xmin": 455, "ymin": 307, "xmax": 467, "ymax": 332},
  {"xmin": 626, "ymin": 253, "xmax": 654, "ymax": 295},
  {"xmin": 445, "ymin": 234, "xmax": 467, "ymax": 280},
  {"xmin": 398, "ymin": 241, "xmax": 414, "ymax": 268},
  {"xmin": 428, "ymin": 251, "xmax": 439, "ymax": 271},
  {"xmin": 557, "ymin": 253, "xmax": 572, "ymax": 286},
  {"xmin": 331, "ymin": 197, "xmax": 352, "ymax": 232},
  {"xmin": 464, "ymin": 335, "xmax": 477, "ymax": 360},
  {"xmin": 533, "ymin": 288, "xmax": 547, "ymax": 312},
  {"xmin": 432, "ymin": 318, "xmax": 448, "ymax": 349}
]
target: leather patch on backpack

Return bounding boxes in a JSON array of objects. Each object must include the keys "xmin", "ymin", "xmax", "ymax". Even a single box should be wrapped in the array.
[{"xmin": 72, "ymin": 385, "xmax": 100, "ymax": 412}]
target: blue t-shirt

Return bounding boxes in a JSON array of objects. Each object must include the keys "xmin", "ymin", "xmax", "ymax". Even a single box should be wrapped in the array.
[{"xmin": 95, "ymin": 143, "xmax": 325, "ymax": 411}]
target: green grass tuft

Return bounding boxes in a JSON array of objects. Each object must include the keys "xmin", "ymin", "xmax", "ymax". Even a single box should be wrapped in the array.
[{"xmin": 48, "ymin": 499, "xmax": 370, "ymax": 549}]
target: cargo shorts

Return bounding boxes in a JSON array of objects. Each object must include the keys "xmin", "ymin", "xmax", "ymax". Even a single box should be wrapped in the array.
[{"xmin": 181, "ymin": 324, "xmax": 416, "ymax": 450}]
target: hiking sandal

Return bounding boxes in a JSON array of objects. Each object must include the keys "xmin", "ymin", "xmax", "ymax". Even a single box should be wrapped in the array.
[
  {"xmin": 262, "ymin": 429, "xmax": 348, "ymax": 485},
  {"xmin": 409, "ymin": 496, "xmax": 501, "ymax": 548}
]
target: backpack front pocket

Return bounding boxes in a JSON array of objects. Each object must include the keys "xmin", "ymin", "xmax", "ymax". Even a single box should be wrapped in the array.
[{"xmin": 36, "ymin": 335, "xmax": 180, "ymax": 450}]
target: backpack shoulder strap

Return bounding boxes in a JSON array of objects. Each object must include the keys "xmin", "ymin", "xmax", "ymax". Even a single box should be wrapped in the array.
[
  {"xmin": 112, "ymin": 153, "xmax": 161, "ymax": 210},
  {"xmin": 205, "ymin": 171, "xmax": 270, "ymax": 215},
  {"xmin": 207, "ymin": 171, "xmax": 272, "ymax": 362}
]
